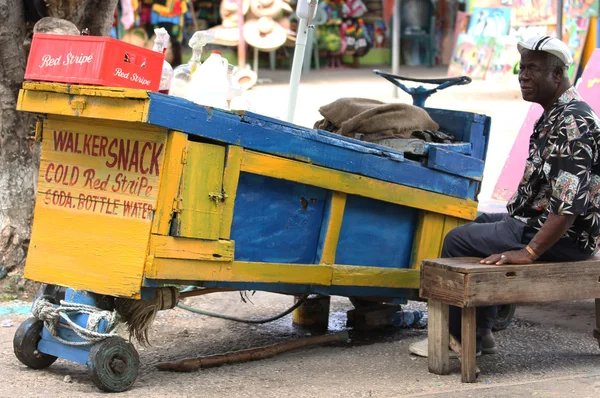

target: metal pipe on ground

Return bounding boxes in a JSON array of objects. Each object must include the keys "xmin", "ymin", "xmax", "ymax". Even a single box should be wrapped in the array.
[{"xmin": 156, "ymin": 331, "xmax": 349, "ymax": 372}]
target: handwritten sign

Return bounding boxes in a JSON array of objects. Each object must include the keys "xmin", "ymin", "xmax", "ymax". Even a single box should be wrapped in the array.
[{"xmin": 38, "ymin": 118, "xmax": 166, "ymax": 221}]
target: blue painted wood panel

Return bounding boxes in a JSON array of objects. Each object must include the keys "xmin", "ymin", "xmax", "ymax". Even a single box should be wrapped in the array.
[
  {"xmin": 335, "ymin": 195, "xmax": 419, "ymax": 268},
  {"xmin": 230, "ymin": 173, "xmax": 327, "ymax": 263},
  {"xmin": 427, "ymin": 147, "xmax": 485, "ymax": 180},
  {"xmin": 147, "ymin": 94, "xmax": 471, "ymax": 199}
]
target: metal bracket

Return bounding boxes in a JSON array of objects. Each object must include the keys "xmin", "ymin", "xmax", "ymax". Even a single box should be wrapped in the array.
[{"xmin": 208, "ymin": 191, "xmax": 228, "ymax": 203}]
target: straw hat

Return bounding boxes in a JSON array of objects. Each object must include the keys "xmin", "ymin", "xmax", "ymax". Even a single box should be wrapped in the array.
[
  {"xmin": 220, "ymin": 0, "xmax": 250, "ymax": 26},
  {"xmin": 235, "ymin": 68, "xmax": 258, "ymax": 90},
  {"xmin": 209, "ymin": 25, "xmax": 241, "ymax": 47},
  {"xmin": 250, "ymin": 0, "xmax": 290, "ymax": 18},
  {"xmin": 122, "ymin": 27, "xmax": 148, "ymax": 48},
  {"xmin": 243, "ymin": 17, "xmax": 287, "ymax": 51}
]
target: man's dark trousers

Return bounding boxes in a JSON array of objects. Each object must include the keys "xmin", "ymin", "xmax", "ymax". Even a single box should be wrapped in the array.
[{"xmin": 442, "ymin": 213, "xmax": 591, "ymax": 347}]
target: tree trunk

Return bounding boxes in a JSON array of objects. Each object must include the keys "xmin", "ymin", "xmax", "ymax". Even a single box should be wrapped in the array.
[{"xmin": 0, "ymin": 0, "xmax": 117, "ymax": 295}]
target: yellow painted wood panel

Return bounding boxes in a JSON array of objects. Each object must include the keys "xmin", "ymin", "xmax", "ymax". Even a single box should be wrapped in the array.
[
  {"xmin": 150, "ymin": 235, "xmax": 234, "ymax": 261},
  {"xmin": 22, "ymin": 81, "xmax": 149, "ymax": 98},
  {"xmin": 320, "ymin": 192, "xmax": 347, "ymax": 264},
  {"xmin": 439, "ymin": 216, "xmax": 460, "ymax": 253},
  {"xmin": 332, "ymin": 265, "xmax": 420, "ymax": 289},
  {"xmin": 152, "ymin": 131, "xmax": 188, "ymax": 235},
  {"xmin": 25, "ymin": 199, "xmax": 152, "ymax": 298},
  {"xmin": 240, "ymin": 150, "xmax": 478, "ymax": 220},
  {"xmin": 24, "ymin": 118, "xmax": 169, "ymax": 298},
  {"xmin": 148, "ymin": 259, "xmax": 331, "ymax": 284},
  {"xmin": 17, "ymin": 90, "xmax": 149, "ymax": 123},
  {"xmin": 147, "ymin": 258, "xmax": 420, "ymax": 289},
  {"xmin": 410, "ymin": 211, "xmax": 446, "ymax": 270},
  {"xmin": 38, "ymin": 119, "xmax": 166, "ymax": 207},
  {"xmin": 175, "ymin": 142, "xmax": 225, "ymax": 239},
  {"xmin": 219, "ymin": 145, "xmax": 243, "ymax": 239}
]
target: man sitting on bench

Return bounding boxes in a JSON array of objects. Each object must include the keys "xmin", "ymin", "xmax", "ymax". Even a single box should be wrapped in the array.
[{"xmin": 410, "ymin": 36, "xmax": 600, "ymax": 357}]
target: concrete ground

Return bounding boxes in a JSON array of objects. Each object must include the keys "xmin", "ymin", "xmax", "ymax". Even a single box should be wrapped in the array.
[{"xmin": 2, "ymin": 67, "xmax": 598, "ymax": 397}]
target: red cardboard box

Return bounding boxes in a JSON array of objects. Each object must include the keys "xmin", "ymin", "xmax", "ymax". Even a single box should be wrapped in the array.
[{"xmin": 25, "ymin": 34, "xmax": 164, "ymax": 92}]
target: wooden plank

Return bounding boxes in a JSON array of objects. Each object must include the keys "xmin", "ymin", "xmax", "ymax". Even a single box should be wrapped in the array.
[
  {"xmin": 411, "ymin": 212, "xmax": 447, "ymax": 269},
  {"xmin": 331, "ymin": 266, "xmax": 420, "ymax": 289},
  {"xmin": 427, "ymin": 147, "xmax": 484, "ymax": 181},
  {"xmin": 147, "ymin": 259, "xmax": 421, "ymax": 289},
  {"xmin": 23, "ymin": 118, "xmax": 169, "ymax": 298},
  {"xmin": 146, "ymin": 94, "xmax": 473, "ymax": 199},
  {"xmin": 175, "ymin": 142, "xmax": 225, "ymax": 240},
  {"xmin": 22, "ymin": 81, "xmax": 149, "ymax": 99},
  {"xmin": 461, "ymin": 306, "xmax": 477, "ymax": 383},
  {"xmin": 240, "ymin": 150, "xmax": 478, "ymax": 220},
  {"xmin": 465, "ymin": 264, "xmax": 600, "ymax": 306},
  {"xmin": 439, "ymin": 216, "xmax": 460, "ymax": 254},
  {"xmin": 25, "ymin": 199, "xmax": 152, "ymax": 298},
  {"xmin": 317, "ymin": 192, "xmax": 347, "ymax": 264},
  {"xmin": 152, "ymin": 131, "xmax": 188, "ymax": 235},
  {"xmin": 428, "ymin": 300, "xmax": 450, "ymax": 375},
  {"xmin": 150, "ymin": 235, "xmax": 234, "ymax": 261},
  {"xmin": 420, "ymin": 267, "xmax": 466, "ymax": 307},
  {"xmin": 219, "ymin": 145, "xmax": 243, "ymax": 239},
  {"xmin": 422, "ymin": 257, "xmax": 600, "ymax": 274},
  {"xmin": 17, "ymin": 90, "xmax": 150, "ymax": 123}
]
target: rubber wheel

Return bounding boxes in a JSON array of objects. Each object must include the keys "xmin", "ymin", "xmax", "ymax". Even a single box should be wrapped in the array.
[
  {"xmin": 87, "ymin": 337, "xmax": 140, "ymax": 393},
  {"xmin": 493, "ymin": 304, "xmax": 516, "ymax": 331},
  {"xmin": 13, "ymin": 317, "xmax": 57, "ymax": 369}
]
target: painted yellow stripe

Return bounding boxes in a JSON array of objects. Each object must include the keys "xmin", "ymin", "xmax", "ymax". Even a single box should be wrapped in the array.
[
  {"xmin": 147, "ymin": 259, "xmax": 420, "ymax": 289},
  {"xmin": 21, "ymin": 82, "xmax": 149, "ymax": 99},
  {"xmin": 439, "ymin": 215, "xmax": 460, "ymax": 253},
  {"xmin": 240, "ymin": 150, "xmax": 478, "ymax": 220},
  {"xmin": 152, "ymin": 131, "xmax": 188, "ymax": 235},
  {"xmin": 411, "ymin": 211, "xmax": 446, "ymax": 270},
  {"xmin": 331, "ymin": 265, "xmax": 420, "ymax": 289},
  {"xmin": 176, "ymin": 142, "xmax": 225, "ymax": 239},
  {"xmin": 17, "ymin": 89, "xmax": 150, "ymax": 123},
  {"xmin": 150, "ymin": 235, "xmax": 234, "ymax": 261},
  {"xmin": 319, "ymin": 192, "xmax": 347, "ymax": 264},
  {"xmin": 219, "ymin": 146, "xmax": 243, "ymax": 239}
]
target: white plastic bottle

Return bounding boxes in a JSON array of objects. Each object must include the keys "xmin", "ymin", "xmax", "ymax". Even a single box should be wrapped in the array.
[
  {"xmin": 188, "ymin": 50, "xmax": 229, "ymax": 110},
  {"xmin": 152, "ymin": 28, "xmax": 173, "ymax": 93},
  {"xmin": 169, "ymin": 30, "xmax": 216, "ymax": 98}
]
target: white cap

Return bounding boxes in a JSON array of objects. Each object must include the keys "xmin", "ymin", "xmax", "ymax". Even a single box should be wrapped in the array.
[{"xmin": 517, "ymin": 36, "xmax": 573, "ymax": 66}]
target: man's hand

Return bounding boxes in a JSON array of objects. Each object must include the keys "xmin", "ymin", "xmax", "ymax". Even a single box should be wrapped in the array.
[{"xmin": 480, "ymin": 249, "xmax": 534, "ymax": 265}]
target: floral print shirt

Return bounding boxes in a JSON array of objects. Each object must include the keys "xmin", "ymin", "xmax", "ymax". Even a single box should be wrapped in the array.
[{"xmin": 507, "ymin": 87, "xmax": 600, "ymax": 254}]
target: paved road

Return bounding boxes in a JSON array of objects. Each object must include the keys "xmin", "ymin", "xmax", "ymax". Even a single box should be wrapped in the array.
[{"xmin": 1, "ymin": 294, "xmax": 600, "ymax": 397}]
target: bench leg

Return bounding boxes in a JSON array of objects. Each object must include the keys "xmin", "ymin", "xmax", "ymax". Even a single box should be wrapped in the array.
[
  {"xmin": 427, "ymin": 300, "xmax": 450, "ymax": 375},
  {"xmin": 461, "ymin": 307, "xmax": 477, "ymax": 383},
  {"xmin": 594, "ymin": 299, "xmax": 600, "ymax": 348}
]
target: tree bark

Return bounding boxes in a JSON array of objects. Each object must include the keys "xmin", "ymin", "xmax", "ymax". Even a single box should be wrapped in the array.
[
  {"xmin": 0, "ymin": 0, "xmax": 36, "ymax": 281},
  {"xmin": 0, "ymin": 0, "xmax": 117, "ymax": 291}
]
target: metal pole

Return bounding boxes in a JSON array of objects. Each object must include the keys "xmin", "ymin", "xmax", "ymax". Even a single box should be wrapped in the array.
[
  {"xmin": 392, "ymin": 0, "xmax": 401, "ymax": 98},
  {"xmin": 237, "ymin": 0, "xmax": 246, "ymax": 69},
  {"xmin": 286, "ymin": 17, "xmax": 309, "ymax": 123},
  {"xmin": 557, "ymin": 0, "xmax": 563, "ymax": 40}
]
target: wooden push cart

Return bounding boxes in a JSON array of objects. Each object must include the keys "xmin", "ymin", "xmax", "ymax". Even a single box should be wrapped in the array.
[{"xmin": 12, "ymin": 74, "xmax": 491, "ymax": 391}]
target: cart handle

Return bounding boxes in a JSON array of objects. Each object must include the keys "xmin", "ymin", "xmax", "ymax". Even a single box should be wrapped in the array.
[{"xmin": 373, "ymin": 69, "xmax": 472, "ymax": 108}]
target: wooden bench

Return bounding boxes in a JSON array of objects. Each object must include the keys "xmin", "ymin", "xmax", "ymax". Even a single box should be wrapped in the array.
[{"xmin": 420, "ymin": 257, "xmax": 600, "ymax": 382}]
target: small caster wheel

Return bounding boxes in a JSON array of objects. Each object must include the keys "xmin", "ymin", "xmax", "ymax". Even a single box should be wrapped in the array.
[
  {"xmin": 13, "ymin": 317, "xmax": 57, "ymax": 369},
  {"xmin": 493, "ymin": 304, "xmax": 516, "ymax": 331},
  {"xmin": 87, "ymin": 337, "xmax": 140, "ymax": 392}
]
